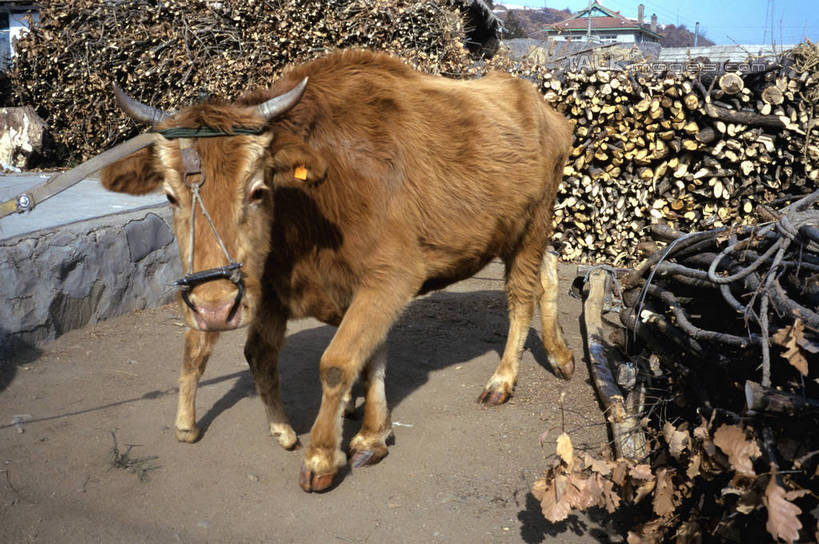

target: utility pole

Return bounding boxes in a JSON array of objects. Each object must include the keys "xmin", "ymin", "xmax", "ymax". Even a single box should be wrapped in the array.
[
  {"xmin": 586, "ymin": 0, "xmax": 592, "ymax": 43},
  {"xmin": 694, "ymin": 22, "xmax": 699, "ymax": 46}
]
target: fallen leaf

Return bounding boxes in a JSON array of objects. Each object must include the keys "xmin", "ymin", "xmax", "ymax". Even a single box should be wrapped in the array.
[
  {"xmin": 556, "ymin": 432, "xmax": 574, "ymax": 468},
  {"xmin": 771, "ymin": 320, "xmax": 809, "ymax": 376},
  {"xmin": 763, "ymin": 464, "xmax": 803, "ymax": 544},
  {"xmin": 663, "ymin": 421, "xmax": 691, "ymax": 460},
  {"xmin": 693, "ymin": 415, "xmax": 710, "ymax": 440},
  {"xmin": 532, "ymin": 478, "xmax": 548, "ymax": 501},
  {"xmin": 583, "ymin": 453, "xmax": 612, "ymax": 476},
  {"xmin": 611, "ymin": 460, "xmax": 628, "ymax": 487},
  {"xmin": 713, "ymin": 424, "xmax": 761, "ymax": 477},
  {"xmin": 687, "ymin": 452, "xmax": 702, "ymax": 479},
  {"xmin": 568, "ymin": 472, "xmax": 597, "ymax": 510},
  {"xmin": 540, "ymin": 473, "xmax": 573, "ymax": 522},
  {"xmin": 634, "ymin": 477, "xmax": 656, "ymax": 503},
  {"xmin": 674, "ymin": 520, "xmax": 701, "ymax": 544},
  {"xmin": 784, "ymin": 489, "xmax": 810, "ymax": 501},
  {"xmin": 631, "ymin": 463, "xmax": 653, "ymax": 480},
  {"xmin": 653, "ymin": 468, "xmax": 675, "ymax": 517},
  {"xmin": 598, "ymin": 473, "xmax": 621, "ymax": 512}
]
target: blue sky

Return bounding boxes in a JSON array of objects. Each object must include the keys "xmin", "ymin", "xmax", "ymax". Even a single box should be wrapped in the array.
[{"xmin": 507, "ymin": 0, "xmax": 819, "ymax": 45}]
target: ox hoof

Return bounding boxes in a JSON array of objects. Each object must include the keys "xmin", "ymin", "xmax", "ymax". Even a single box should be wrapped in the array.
[
  {"xmin": 551, "ymin": 355, "xmax": 575, "ymax": 381},
  {"xmin": 271, "ymin": 425, "xmax": 300, "ymax": 450},
  {"xmin": 298, "ymin": 464, "xmax": 337, "ymax": 493},
  {"xmin": 350, "ymin": 449, "xmax": 389, "ymax": 468},
  {"xmin": 175, "ymin": 425, "xmax": 201, "ymax": 443},
  {"xmin": 349, "ymin": 430, "xmax": 390, "ymax": 468},
  {"xmin": 477, "ymin": 388, "xmax": 511, "ymax": 405}
]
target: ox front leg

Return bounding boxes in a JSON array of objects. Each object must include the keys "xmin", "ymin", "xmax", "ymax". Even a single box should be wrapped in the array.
[
  {"xmin": 349, "ymin": 342, "xmax": 392, "ymax": 468},
  {"xmin": 175, "ymin": 329, "xmax": 219, "ymax": 443},
  {"xmin": 244, "ymin": 313, "xmax": 298, "ymax": 450},
  {"xmin": 300, "ymin": 284, "xmax": 412, "ymax": 492}
]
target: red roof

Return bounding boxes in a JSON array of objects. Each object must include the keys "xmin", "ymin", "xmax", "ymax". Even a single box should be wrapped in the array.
[
  {"xmin": 553, "ymin": 15, "xmax": 641, "ymax": 32},
  {"xmin": 548, "ymin": 2, "xmax": 659, "ymax": 35}
]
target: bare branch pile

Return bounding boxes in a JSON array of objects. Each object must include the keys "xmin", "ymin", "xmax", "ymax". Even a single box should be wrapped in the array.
[
  {"xmin": 534, "ymin": 191, "xmax": 818, "ymax": 542},
  {"xmin": 9, "ymin": 0, "xmax": 472, "ymax": 162}
]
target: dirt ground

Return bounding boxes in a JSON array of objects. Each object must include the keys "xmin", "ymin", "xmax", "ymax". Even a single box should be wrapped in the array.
[{"xmin": 0, "ymin": 262, "xmax": 621, "ymax": 543}]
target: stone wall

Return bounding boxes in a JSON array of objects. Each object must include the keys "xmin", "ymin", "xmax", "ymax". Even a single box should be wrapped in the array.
[{"xmin": 0, "ymin": 207, "xmax": 181, "ymax": 361}]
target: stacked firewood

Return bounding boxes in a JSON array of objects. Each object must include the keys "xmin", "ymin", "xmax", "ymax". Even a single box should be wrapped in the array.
[
  {"xmin": 540, "ymin": 44, "xmax": 819, "ymax": 265},
  {"xmin": 9, "ymin": 0, "xmax": 472, "ymax": 161},
  {"xmin": 487, "ymin": 42, "xmax": 819, "ymax": 265}
]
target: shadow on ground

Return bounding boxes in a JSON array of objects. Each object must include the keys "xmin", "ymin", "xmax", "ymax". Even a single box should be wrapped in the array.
[{"xmin": 0, "ymin": 328, "xmax": 43, "ymax": 393}]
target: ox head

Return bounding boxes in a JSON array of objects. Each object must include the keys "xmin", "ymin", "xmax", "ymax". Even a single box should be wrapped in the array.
[{"xmin": 101, "ymin": 79, "xmax": 323, "ymax": 331}]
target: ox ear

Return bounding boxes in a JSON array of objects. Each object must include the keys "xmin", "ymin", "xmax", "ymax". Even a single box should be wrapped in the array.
[
  {"xmin": 270, "ymin": 134, "xmax": 327, "ymax": 189},
  {"xmin": 100, "ymin": 146, "xmax": 163, "ymax": 195}
]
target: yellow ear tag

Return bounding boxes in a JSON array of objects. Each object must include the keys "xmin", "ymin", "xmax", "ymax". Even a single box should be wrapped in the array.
[{"xmin": 294, "ymin": 165, "xmax": 308, "ymax": 181}]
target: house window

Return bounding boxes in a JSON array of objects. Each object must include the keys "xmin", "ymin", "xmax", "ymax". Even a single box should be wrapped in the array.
[{"xmin": 597, "ymin": 34, "xmax": 618, "ymax": 43}]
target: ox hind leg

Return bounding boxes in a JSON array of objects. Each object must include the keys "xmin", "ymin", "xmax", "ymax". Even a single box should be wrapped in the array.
[
  {"xmin": 537, "ymin": 250, "xmax": 574, "ymax": 379},
  {"xmin": 243, "ymin": 303, "xmax": 298, "ymax": 450},
  {"xmin": 478, "ymin": 212, "xmax": 574, "ymax": 405},
  {"xmin": 176, "ymin": 329, "xmax": 219, "ymax": 442},
  {"xmin": 348, "ymin": 342, "xmax": 392, "ymax": 467}
]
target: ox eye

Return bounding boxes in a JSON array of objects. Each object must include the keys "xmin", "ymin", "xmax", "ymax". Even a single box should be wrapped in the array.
[
  {"xmin": 166, "ymin": 192, "xmax": 179, "ymax": 207},
  {"xmin": 248, "ymin": 185, "xmax": 268, "ymax": 203}
]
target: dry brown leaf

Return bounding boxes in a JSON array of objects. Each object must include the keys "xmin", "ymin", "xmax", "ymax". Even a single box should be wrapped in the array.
[
  {"xmin": 771, "ymin": 320, "xmax": 809, "ymax": 376},
  {"xmin": 713, "ymin": 424, "xmax": 761, "ymax": 477},
  {"xmin": 634, "ymin": 477, "xmax": 656, "ymax": 503},
  {"xmin": 584, "ymin": 453, "xmax": 612, "ymax": 476},
  {"xmin": 532, "ymin": 478, "xmax": 548, "ymax": 501},
  {"xmin": 687, "ymin": 452, "xmax": 702, "ymax": 479},
  {"xmin": 598, "ymin": 474, "xmax": 622, "ymax": 512},
  {"xmin": 631, "ymin": 463, "xmax": 654, "ymax": 480},
  {"xmin": 693, "ymin": 415, "xmax": 710, "ymax": 440},
  {"xmin": 556, "ymin": 432, "xmax": 574, "ymax": 468},
  {"xmin": 627, "ymin": 518, "xmax": 666, "ymax": 544},
  {"xmin": 540, "ymin": 473, "xmax": 573, "ymax": 522},
  {"xmin": 784, "ymin": 488, "xmax": 810, "ymax": 501},
  {"xmin": 569, "ymin": 472, "xmax": 598, "ymax": 510},
  {"xmin": 763, "ymin": 464, "xmax": 803, "ymax": 544},
  {"xmin": 612, "ymin": 460, "xmax": 629, "ymax": 487},
  {"xmin": 663, "ymin": 421, "xmax": 691, "ymax": 460},
  {"xmin": 653, "ymin": 468, "xmax": 676, "ymax": 517},
  {"xmin": 674, "ymin": 520, "xmax": 702, "ymax": 544}
]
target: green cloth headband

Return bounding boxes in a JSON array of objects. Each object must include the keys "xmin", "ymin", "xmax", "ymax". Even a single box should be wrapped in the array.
[{"xmin": 154, "ymin": 126, "xmax": 265, "ymax": 139}]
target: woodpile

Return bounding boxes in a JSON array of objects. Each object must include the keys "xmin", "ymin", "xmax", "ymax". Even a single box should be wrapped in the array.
[
  {"xmin": 535, "ymin": 191, "xmax": 818, "ymax": 542},
  {"xmin": 9, "ymin": 0, "xmax": 472, "ymax": 162},
  {"xmin": 489, "ymin": 42, "xmax": 819, "ymax": 266},
  {"xmin": 7, "ymin": 2, "xmax": 819, "ymax": 268}
]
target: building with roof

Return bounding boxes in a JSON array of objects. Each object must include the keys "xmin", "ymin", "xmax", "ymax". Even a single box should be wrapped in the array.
[{"xmin": 546, "ymin": 1, "xmax": 661, "ymax": 44}]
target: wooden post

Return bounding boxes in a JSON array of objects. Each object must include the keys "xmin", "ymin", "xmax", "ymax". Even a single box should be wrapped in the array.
[{"xmin": 582, "ymin": 269, "xmax": 648, "ymax": 460}]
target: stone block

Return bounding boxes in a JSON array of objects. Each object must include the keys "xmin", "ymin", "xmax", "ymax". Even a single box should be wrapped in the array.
[{"xmin": 0, "ymin": 106, "xmax": 48, "ymax": 169}]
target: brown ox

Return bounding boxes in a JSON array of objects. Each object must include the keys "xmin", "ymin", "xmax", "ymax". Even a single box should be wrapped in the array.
[{"xmin": 101, "ymin": 49, "xmax": 574, "ymax": 492}]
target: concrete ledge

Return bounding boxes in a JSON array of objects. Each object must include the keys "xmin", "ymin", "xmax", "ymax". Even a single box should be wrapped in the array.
[{"xmin": 0, "ymin": 206, "xmax": 181, "ymax": 360}]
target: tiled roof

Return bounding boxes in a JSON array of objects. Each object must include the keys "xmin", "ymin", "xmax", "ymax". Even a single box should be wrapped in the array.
[{"xmin": 552, "ymin": 15, "xmax": 640, "ymax": 32}]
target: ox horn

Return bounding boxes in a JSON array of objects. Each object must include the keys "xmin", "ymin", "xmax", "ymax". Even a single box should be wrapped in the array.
[
  {"xmin": 256, "ymin": 77, "xmax": 308, "ymax": 121},
  {"xmin": 112, "ymin": 83, "xmax": 171, "ymax": 125}
]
